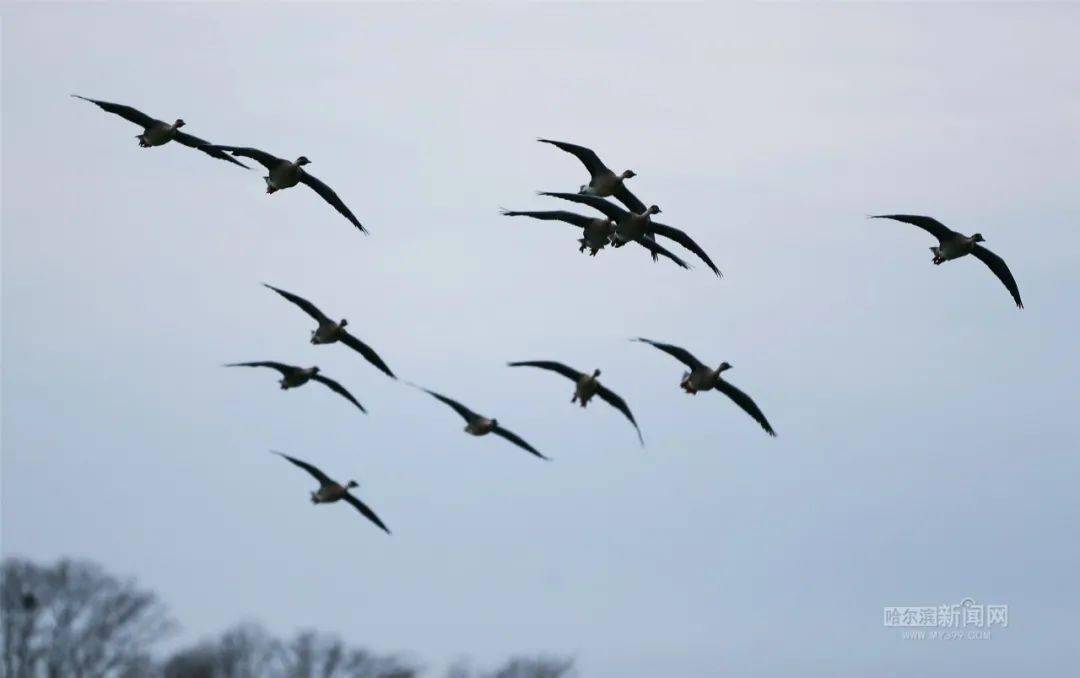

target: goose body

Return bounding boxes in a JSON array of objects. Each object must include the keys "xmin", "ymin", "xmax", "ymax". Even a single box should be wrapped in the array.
[
  {"xmin": 507, "ymin": 361, "xmax": 644, "ymax": 445},
  {"xmin": 634, "ymin": 338, "xmax": 776, "ymax": 436},
  {"xmin": 271, "ymin": 451, "xmax": 390, "ymax": 534},
  {"xmin": 140, "ymin": 120, "xmax": 182, "ymax": 147},
  {"xmin": 871, "ymin": 215, "xmax": 1023, "ymax": 308},
  {"xmin": 267, "ymin": 159, "xmax": 305, "ymax": 191}
]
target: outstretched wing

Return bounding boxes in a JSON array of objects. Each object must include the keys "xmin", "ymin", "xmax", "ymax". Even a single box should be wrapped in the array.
[
  {"xmin": 270, "ymin": 450, "xmax": 332, "ymax": 485},
  {"xmin": 501, "ymin": 209, "xmax": 595, "ymax": 230},
  {"xmin": 971, "ymin": 245, "xmax": 1023, "ymax": 309},
  {"xmin": 714, "ymin": 380, "xmax": 777, "ymax": 436},
  {"xmin": 203, "ymin": 145, "xmax": 284, "ymax": 170},
  {"xmin": 300, "ymin": 173, "xmax": 366, "ymax": 233},
  {"xmin": 225, "ymin": 361, "xmax": 294, "ymax": 376},
  {"xmin": 339, "ymin": 333, "xmax": 396, "ymax": 379},
  {"xmin": 173, "ymin": 131, "xmax": 251, "ymax": 168},
  {"xmin": 594, "ymin": 384, "xmax": 644, "ymax": 446},
  {"xmin": 649, "ymin": 223, "xmax": 721, "ymax": 277},
  {"xmin": 492, "ymin": 426, "xmax": 548, "ymax": 460},
  {"xmin": 871, "ymin": 214, "xmax": 956, "ymax": 242},
  {"xmin": 418, "ymin": 387, "xmax": 479, "ymax": 423},
  {"xmin": 263, "ymin": 284, "xmax": 330, "ymax": 324},
  {"xmin": 538, "ymin": 192, "xmax": 627, "ymax": 221},
  {"xmin": 72, "ymin": 95, "xmax": 156, "ymax": 128},
  {"xmin": 343, "ymin": 494, "xmax": 392, "ymax": 534},
  {"xmin": 537, "ymin": 138, "xmax": 609, "ymax": 177},
  {"xmin": 633, "ymin": 235, "xmax": 690, "ymax": 270},
  {"xmin": 311, "ymin": 375, "xmax": 367, "ymax": 413},
  {"xmin": 633, "ymin": 338, "xmax": 707, "ymax": 371},
  {"xmin": 507, "ymin": 360, "xmax": 583, "ymax": 382}
]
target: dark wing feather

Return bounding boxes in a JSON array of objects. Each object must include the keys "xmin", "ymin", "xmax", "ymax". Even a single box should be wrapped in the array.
[
  {"xmin": 612, "ymin": 184, "xmax": 648, "ymax": 215},
  {"xmin": 649, "ymin": 223, "xmax": 722, "ymax": 277},
  {"xmin": 263, "ymin": 284, "xmax": 330, "ymax": 323},
  {"xmin": 537, "ymin": 138, "xmax": 609, "ymax": 177},
  {"xmin": 343, "ymin": 494, "xmax": 392, "ymax": 534},
  {"xmin": 172, "ymin": 131, "xmax": 251, "ymax": 168},
  {"xmin": 871, "ymin": 214, "xmax": 956, "ymax": 242},
  {"xmin": 72, "ymin": 95, "xmax": 156, "ymax": 128},
  {"xmin": 270, "ymin": 450, "xmax": 332, "ymax": 485},
  {"xmin": 538, "ymin": 192, "xmax": 627, "ymax": 221},
  {"xmin": 971, "ymin": 245, "xmax": 1023, "ymax": 308},
  {"xmin": 491, "ymin": 426, "xmax": 548, "ymax": 460},
  {"xmin": 633, "ymin": 338, "xmax": 706, "ymax": 371},
  {"xmin": 633, "ymin": 235, "xmax": 690, "ymax": 270},
  {"xmin": 299, "ymin": 173, "xmax": 366, "ymax": 233},
  {"xmin": 714, "ymin": 379, "xmax": 777, "ymax": 436},
  {"xmin": 339, "ymin": 333, "xmax": 396, "ymax": 379},
  {"xmin": 311, "ymin": 375, "xmax": 367, "ymax": 413},
  {"xmin": 507, "ymin": 360, "xmax": 583, "ymax": 382},
  {"xmin": 594, "ymin": 384, "xmax": 644, "ymax": 446},
  {"xmin": 225, "ymin": 361, "xmax": 294, "ymax": 376},
  {"xmin": 420, "ymin": 388, "xmax": 479, "ymax": 423},
  {"xmin": 501, "ymin": 209, "xmax": 595, "ymax": 229},
  {"xmin": 204, "ymin": 145, "xmax": 284, "ymax": 170}
]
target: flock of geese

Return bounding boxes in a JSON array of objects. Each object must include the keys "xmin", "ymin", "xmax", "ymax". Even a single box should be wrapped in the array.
[{"xmin": 73, "ymin": 94, "xmax": 1025, "ymax": 535}]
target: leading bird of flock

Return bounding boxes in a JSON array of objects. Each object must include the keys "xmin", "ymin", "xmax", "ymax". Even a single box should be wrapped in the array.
[
  {"xmin": 72, "ymin": 95, "xmax": 249, "ymax": 168},
  {"xmin": 413, "ymin": 386, "xmax": 547, "ymax": 460},
  {"xmin": 263, "ymin": 284, "xmax": 396, "ymax": 379},
  {"xmin": 871, "ymin": 214, "xmax": 1023, "ymax": 308},
  {"xmin": 635, "ymin": 338, "xmax": 776, "ymax": 436},
  {"xmin": 204, "ymin": 144, "xmax": 366, "ymax": 232},
  {"xmin": 226, "ymin": 361, "xmax": 366, "ymax": 413},
  {"xmin": 507, "ymin": 361, "xmax": 644, "ymax": 445},
  {"xmin": 271, "ymin": 451, "xmax": 390, "ymax": 534}
]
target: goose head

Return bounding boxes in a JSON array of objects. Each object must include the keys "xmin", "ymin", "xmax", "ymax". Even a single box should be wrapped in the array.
[
  {"xmin": 339, "ymin": 318, "xmax": 349, "ymax": 328},
  {"xmin": 173, "ymin": 118, "xmax": 186, "ymax": 129},
  {"xmin": 718, "ymin": 361, "xmax": 733, "ymax": 373},
  {"xmin": 592, "ymin": 368, "xmax": 602, "ymax": 378},
  {"xmin": 309, "ymin": 366, "xmax": 321, "ymax": 375},
  {"xmin": 647, "ymin": 205, "xmax": 662, "ymax": 215},
  {"xmin": 295, "ymin": 156, "xmax": 312, "ymax": 166},
  {"xmin": 490, "ymin": 418, "xmax": 499, "ymax": 427},
  {"xmin": 621, "ymin": 169, "xmax": 637, "ymax": 180},
  {"xmin": 972, "ymin": 233, "xmax": 985, "ymax": 243},
  {"xmin": 346, "ymin": 480, "xmax": 359, "ymax": 489}
]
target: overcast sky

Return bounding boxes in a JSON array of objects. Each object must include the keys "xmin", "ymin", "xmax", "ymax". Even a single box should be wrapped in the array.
[{"xmin": 3, "ymin": 2, "xmax": 1079, "ymax": 676}]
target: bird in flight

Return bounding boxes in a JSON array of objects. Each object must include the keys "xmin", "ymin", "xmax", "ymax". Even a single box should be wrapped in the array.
[
  {"xmin": 537, "ymin": 138, "xmax": 642, "ymax": 210},
  {"xmin": 263, "ymin": 284, "xmax": 395, "ymax": 379},
  {"xmin": 871, "ymin": 214, "xmax": 1023, "ymax": 308},
  {"xmin": 271, "ymin": 451, "xmax": 390, "ymax": 534},
  {"xmin": 634, "ymin": 338, "xmax": 776, "ymax": 436},
  {"xmin": 507, "ymin": 360, "xmax": 643, "ymax": 446},
  {"xmin": 225, "ymin": 361, "xmax": 366, "ymax": 413},
  {"xmin": 412, "ymin": 385, "xmax": 547, "ymax": 460},
  {"xmin": 72, "ymin": 95, "xmax": 249, "ymax": 168},
  {"xmin": 203, "ymin": 144, "xmax": 366, "ymax": 232}
]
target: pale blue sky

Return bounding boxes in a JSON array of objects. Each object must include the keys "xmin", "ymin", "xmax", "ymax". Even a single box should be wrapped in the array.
[{"xmin": 2, "ymin": 2, "xmax": 1079, "ymax": 676}]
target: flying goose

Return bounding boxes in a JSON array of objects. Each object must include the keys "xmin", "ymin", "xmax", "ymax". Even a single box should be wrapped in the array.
[
  {"xmin": 499, "ymin": 208, "xmax": 690, "ymax": 268},
  {"xmin": 507, "ymin": 361, "xmax": 643, "ymax": 445},
  {"xmin": 413, "ymin": 385, "xmax": 547, "ymax": 460},
  {"xmin": 537, "ymin": 139, "xmax": 642, "ymax": 210},
  {"xmin": 271, "ymin": 451, "xmax": 390, "ymax": 534},
  {"xmin": 225, "ymin": 361, "xmax": 366, "ymax": 413},
  {"xmin": 634, "ymin": 338, "xmax": 776, "ymax": 436},
  {"xmin": 71, "ymin": 95, "xmax": 249, "ymax": 168},
  {"xmin": 204, "ymin": 145, "xmax": 365, "ymax": 232},
  {"xmin": 871, "ymin": 215, "xmax": 1023, "ymax": 308},
  {"xmin": 540, "ymin": 192, "xmax": 722, "ymax": 277},
  {"xmin": 263, "ymin": 284, "xmax": 395, "ymax": 378}
]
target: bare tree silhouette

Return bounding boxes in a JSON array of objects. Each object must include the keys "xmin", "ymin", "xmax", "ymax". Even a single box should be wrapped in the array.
[{"xmin": 1, "ymin": 558, "xmax": 174, "ymax": 678}]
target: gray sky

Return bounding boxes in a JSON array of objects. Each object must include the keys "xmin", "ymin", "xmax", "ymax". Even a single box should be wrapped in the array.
[{"xmin": 2, "ymin": 2, "xmax": 1079, "ymax": 675}]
